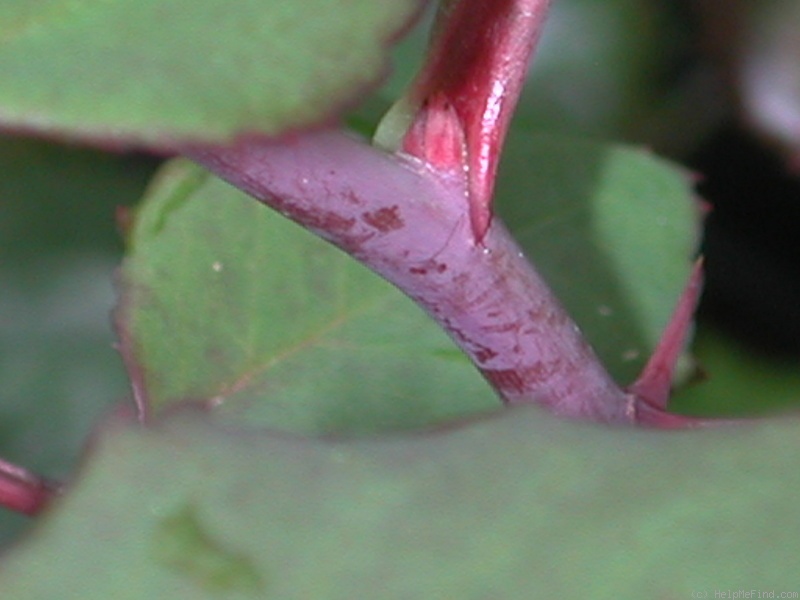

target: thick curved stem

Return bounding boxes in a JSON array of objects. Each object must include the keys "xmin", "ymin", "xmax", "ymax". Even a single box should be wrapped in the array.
[
  {"xmin": 188, "ymin": 130, "xmax": 634, "ymax": 424},
  {"xmin": 186, "ymin": 0, "xmax": 726, "ymax": 428}
]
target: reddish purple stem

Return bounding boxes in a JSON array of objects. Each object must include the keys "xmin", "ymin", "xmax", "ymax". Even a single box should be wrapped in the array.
[
  {"xmin": 0, "ymin": 459, "xmax": 59, "ymax": 516},
  {"xmin": 186, "ymin": 0, "xmax": 725, "ymax": 429},
  {"xmin": 188, "ymin": 130, "xmax": 638, "ymax": 423}
]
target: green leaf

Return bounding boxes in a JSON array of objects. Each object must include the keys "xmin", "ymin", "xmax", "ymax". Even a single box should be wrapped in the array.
[
  {"xmin": 671, "ymin": 327, "xmax": 800, "ymax": 418},
  {"xmin": 497, "ymin": 131, "xmax": 699, "ymax": 386},
  {"xmin": 346, "ymin": 5, "xmax": 434, "ymax": 137},
  {"xmin": 0, "ymin": 138, "xmax": 155, "ymax": 545},
  {"xmin": 0, "ymin": 409, "xmax": 798, "ymax": 596},
  {"xmin": 0, "ymin": 139, "xmax": 156, "ymax": 256},
  {"xmin": 517, "ymin": 0, "xmax": 682, "ymax": 140},
  {"xmin": 0, "ymin": 0, "xmax": 425, "ymax": 145},
  {"xmin": 118, "ymin": 159, "xmax": 496, "ymax": 434}
]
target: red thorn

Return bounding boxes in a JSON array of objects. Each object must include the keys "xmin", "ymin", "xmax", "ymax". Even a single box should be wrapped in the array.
[
  {"xmin": 116, "ymin": 205, "xmax": 134, "ymax": 239},
  {"xmin": 628, "ymin": 258, "xmax": 705, "ymax": 410},
  {"xmin": 400, "ymin": 0, "xmax": 551, "ymax": 243},
  {"xmin": 0, "ymin": 460, "xmax": 60, "ymax": 516},
  {"xmin": 788, "ymin": 152, "xmax": 800, "ymax": 176},
  {"xmin": 696, "ymin": 196, "xmax": 713, "ymax": 217},
  {"xmin": 688, "ymin": 170, "xmax": 705, "ymax": 185},
  {"xmin": 469, "ymin": 195, "xmax": 493, "ymax": 245}
]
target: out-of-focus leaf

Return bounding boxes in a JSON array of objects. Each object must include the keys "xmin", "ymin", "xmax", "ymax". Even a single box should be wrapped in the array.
[
  {"xmin": 517, "ymin": 0, "xmax": 683, "ymax": 140},
  {"xmin": 0, "ymin": 138, "xmax": 155, "ymax": 544},
  {"xmin": 0, "ymin": 408, "xmax": 798, "ymax": 596},
  {"xmin": 671, "ymin": 327, "xmax": 800, "ymax": 418},
  {"xmin": 0, "ymin": 0, "xmax": 426, "ymax": 146},
  {"xmin": 346, "ymin": 5, "xmax": 434, "ymax": 137},
  {"xmin": 0, "ymin": 139, "xmax": 156, "ymax": 256},
  {"xmin": 739, "ymin": 0, "xmax": 800, "ymax": 163},
  {"xmin": 117, "ymin": 160, "xmax": 496, "ymax": 434},
  {"xmin": 497, "ymin": 131, "xmax": 700, "ymax": 385}
]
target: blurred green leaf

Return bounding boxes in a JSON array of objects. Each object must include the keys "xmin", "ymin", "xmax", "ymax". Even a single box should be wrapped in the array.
[
  {"xmin": 0, "ymin": 139, "xmax": 155, "ymax": 256},
  {"xmin": 346, "ymin": 5, "xmax": 434, "ymax": 137},
  {"xmin": 118, "ymin": 160, "xmax": 496, "ymax": 434},
  {"xmin": 0, "ymin": 0, "xmax": 425, "ymax": 146},
  {"xmin": 671, "ymin": 327, "xmax": 800, "ymax": 418},
  {"xmin": 517, "ymin": 0, "xmax": 683, "ymax": 140},
  {"xmin": 0, "ymin": 408, "xmax": 798, "ymax": 596},
  {"xmin": 498, "ymin": 131, "xmax": 699, "ymax": 385},
  {"xmin": 0, "ymin": 138, "xmax": 155, "ymax": 544}
]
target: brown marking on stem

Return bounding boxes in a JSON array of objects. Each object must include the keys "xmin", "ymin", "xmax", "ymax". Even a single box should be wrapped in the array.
[
  {"xmin": 409, "ymin": 260, "xmax": 448, "ymax": 276},
  {"xmin": 482, "ymin": 368, "xmax": 526, "ymax": 397},
  {"xmin": 480, "ymin": 320, "xmax": 523, "ymax": 334},
  {"xmin": 343, "ymin": 189, "xmax": 364, "ymax": 206},
  {"xmin": 362, "ymin": 205, "xmax": 404, "ymax": 232},
  {"xmin": 474, "ymin": 347, "xmax": 499, "ymax": 363},
  {"xmin": 482, "ymin": 359, "xmax": 566, "ymax": 398},
  {"xmin": 272, "ymin": 198, "xmax": 357, "ymax": 236}
]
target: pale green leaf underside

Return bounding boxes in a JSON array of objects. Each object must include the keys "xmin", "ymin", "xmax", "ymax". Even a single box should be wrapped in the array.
[
  {"xmin": 0, "ymin": 408, "xmax": 797, "ymax": 597},
  {"xmin": 0, "ymin": 0, "xmax": 424, "ymax": 144}
]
